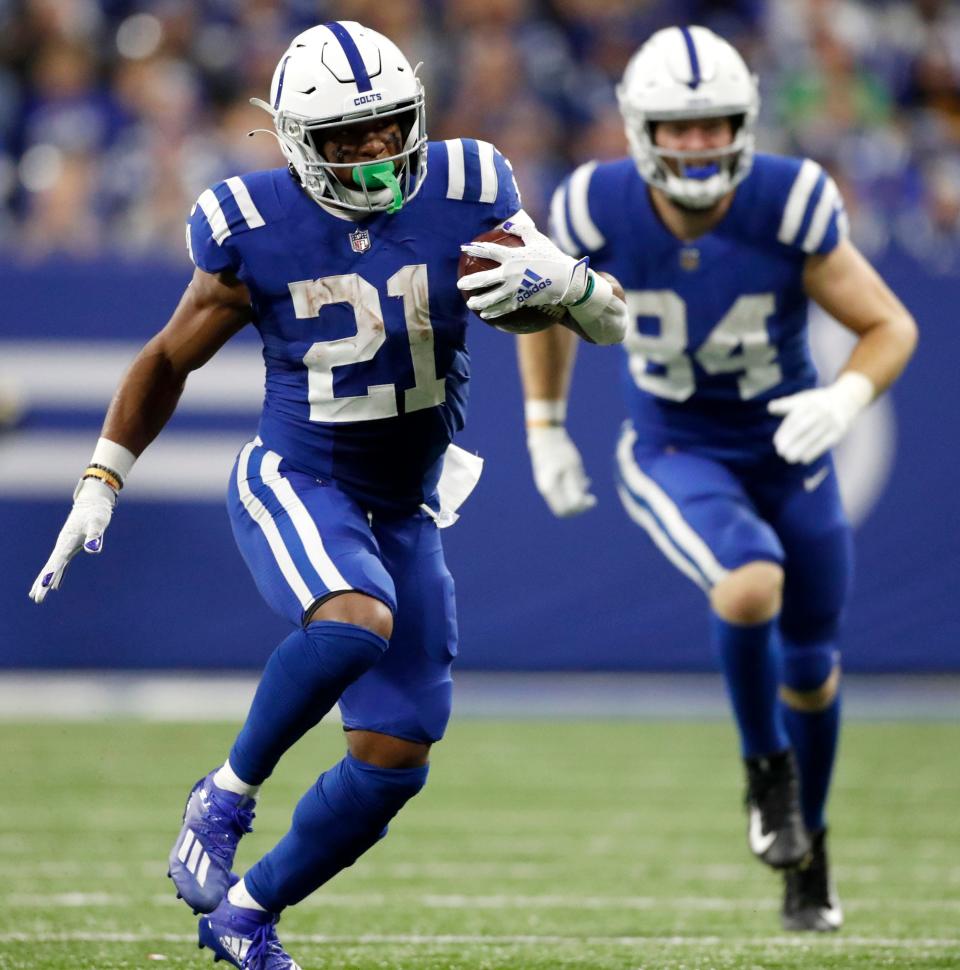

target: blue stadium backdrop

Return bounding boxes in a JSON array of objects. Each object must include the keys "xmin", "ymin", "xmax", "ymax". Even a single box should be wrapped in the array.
[{"xmin": 1, "ymin": 254, "xmax": 957, "ymax": 671}]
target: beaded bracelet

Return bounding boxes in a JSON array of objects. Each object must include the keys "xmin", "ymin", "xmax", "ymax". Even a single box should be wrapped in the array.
[{"xmin": 82, "ymin": 464, "xmax": 123, "ymax": 493}]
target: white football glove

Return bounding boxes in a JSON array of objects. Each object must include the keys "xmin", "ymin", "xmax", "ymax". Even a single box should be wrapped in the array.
[
  {"xmin": 29, "ymin": 478, "xmax": 117, "ymax": 604},
  {"xmin": 768, "ymin": 372, "xmax": 874, "ymax": 465},
  {"xmin": 527, "ymin": 426, "xmax": 597, "ymax": 518},
  {"xmin": 458, "ymin": 221, "xmax": 590, "ymax": 320}
]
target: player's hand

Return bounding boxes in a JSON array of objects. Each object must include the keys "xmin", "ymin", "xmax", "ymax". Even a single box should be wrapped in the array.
[
  {"xmin": 458, "ymin": 221, "xmax": 590, "ymax": 320},
  {"xmin": 768, "ymin": 372, "xmax": 874, "ymax": 465},
  {"xmin": 29, "ymin": 478, "xmax": 118, "ymax": 603},
  {"xmin": 527, "ymin": 426, "xmax": 597, "ymax": 517}
]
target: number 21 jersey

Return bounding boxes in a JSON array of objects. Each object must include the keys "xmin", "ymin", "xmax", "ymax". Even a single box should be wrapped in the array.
[{"xmin": 186, "ymin": 139, "xmax": 520, "ymax": 512}]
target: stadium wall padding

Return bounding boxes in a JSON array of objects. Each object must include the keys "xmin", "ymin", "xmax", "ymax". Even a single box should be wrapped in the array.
[{"xmin": 1, "ymin": 254, "xmax": 957, "ymax": 671}]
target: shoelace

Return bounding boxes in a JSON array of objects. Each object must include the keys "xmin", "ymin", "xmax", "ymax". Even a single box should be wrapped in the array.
[
  {"xmin": 241, "ymin": 917, "xmax": 288, "ymax": 969},
  {"xmin": 195, "ymin": 795, "xmax": 256, "ymax": 866}
]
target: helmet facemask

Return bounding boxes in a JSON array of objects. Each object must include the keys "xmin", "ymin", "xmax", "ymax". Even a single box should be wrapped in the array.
[
  {"xmin": 626, "ymin": 109, "xmax": 754, "ymax": 210},
  {"xmin": 253, "ymin": 83, "xmax": 427, "ymax": 215}
]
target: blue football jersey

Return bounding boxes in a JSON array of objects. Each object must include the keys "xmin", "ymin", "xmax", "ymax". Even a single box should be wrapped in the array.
[
  {"xmin": 550, "ymin": 153, "xmax": 848, "ymax": 457},
  {"xmin": 187, "ymin": 139, "xmax": 521, "ymax": 511}
]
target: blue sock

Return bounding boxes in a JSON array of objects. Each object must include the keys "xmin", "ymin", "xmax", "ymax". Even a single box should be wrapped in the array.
[
  {"xmin": 229, "ymin": 622, "xmax": 387, "ymax": 786},
  {"xmin": 780, "ymin": 643, "xmax": 841, "ymax": 832},
  {"xmin": 712, "ymin": 613, "xmax": 789, "ymax": 757},
  {"xmin": 245, "ymin": 754, "xmax": 428, "ymax": 910}
]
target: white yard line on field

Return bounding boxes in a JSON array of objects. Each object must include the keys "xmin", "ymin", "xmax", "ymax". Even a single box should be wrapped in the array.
[
  {"xmin": 5, "ymin": 891, "xmax": 960, "ymax": 913},
  {"xmin": 0, "ymin": 932, "xmax": 958, "ymax": 949}
]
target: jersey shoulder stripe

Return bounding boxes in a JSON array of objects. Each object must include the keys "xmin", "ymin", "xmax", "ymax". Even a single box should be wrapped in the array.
[
  {"xmin": 436, "ymin": 139, "xmax": 520, "ymax": 216},
  {"xmin": 186, "ymin": 170, "xmax": 279, "ymax": 272},
  {"xmin": 443, "ymin": 138, "xmax": 499, "ymax": 203},
  {"xmin": 773, "ymin": 156, "xmax": 847, "ymax": 253},
  {"xmin": 801, "ymin": 173, "xmax": 844, "ymax": 252},
  {"xmin": 776, "ymin": 158, "xmax": 821, "ymax": 246},
  {"xmin": 195, "ymin": 176, "xmax": 267, "ymax": 245},
  {"xmin": 549, "ymin": 160, "xmax": 607, "ymax": 256}
]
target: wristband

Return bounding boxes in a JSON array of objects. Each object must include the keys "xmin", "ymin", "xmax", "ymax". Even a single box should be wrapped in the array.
[
  {"xmin": 525, "ymin": 399, "xmax": 567, "ymax": 427},
  {"xmin": 560, "ymin": 257, "xmax": 591, "ymax": 307},
  {"xmin": 569, "ymin": 272, "xmax": 595, "ymax": 307},
  {"xmin": 90, "ymin": 437, "xmax": 137, "ymax": 484}
]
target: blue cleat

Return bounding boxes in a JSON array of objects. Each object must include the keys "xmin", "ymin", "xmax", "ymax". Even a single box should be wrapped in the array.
[
  {"xmin": 168, "ymin": 771, "xmax": 255, "ymax": 913},
  {"xmin": 198, "ymin": 896, "xmax": 302, "ymax": 969}
]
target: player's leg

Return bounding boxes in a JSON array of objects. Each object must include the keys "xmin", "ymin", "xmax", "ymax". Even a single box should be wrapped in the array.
[
  {"xmin": 615, "ymin": 425, "xmax": 808, "ymax": 869},
  {"xmin": 224, "ymin": 510, "xmax": 452, "ymax": 915},
  {"xmin": 765, "ymin": 458, "xmax": 851, "ymax": 930},
  {"xmin": 710, "ymin": 561, "xmax": 788, "ymax": 759},
  {"xmin": 170, "ymin": 440, "xmax": 396, "ymax": 915},
  {"xmin": 226, "ymin": 591, "xmax": 393, "ymax": 787}
]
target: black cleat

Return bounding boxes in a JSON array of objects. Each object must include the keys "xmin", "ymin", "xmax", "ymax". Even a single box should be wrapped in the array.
[
  {"xmin": 743, "ymin": 749, "xmax": 811, "ymax": 869},
  {"xmin": 782, "ymin": 828, "xmax": 843, "ymax": 931}
]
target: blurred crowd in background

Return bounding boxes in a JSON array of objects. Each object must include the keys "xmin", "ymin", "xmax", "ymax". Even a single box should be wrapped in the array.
[{"xmin": 1, "ymin": 0, "xmax": 959, "ymax": 271}]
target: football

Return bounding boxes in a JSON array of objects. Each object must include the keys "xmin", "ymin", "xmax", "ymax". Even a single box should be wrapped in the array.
[{"xmin": 458, "ymin": 226, "xmax": 565, "ymax": 334}]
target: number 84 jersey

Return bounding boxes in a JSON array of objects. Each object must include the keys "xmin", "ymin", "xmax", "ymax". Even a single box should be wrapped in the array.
[
  {"xmin": 550, "ymin": 153, "xmax": 848, "ymax": 459},
  {"xmin": 186, "ymin": 140, "xmax": 520, "ymax": 512}
]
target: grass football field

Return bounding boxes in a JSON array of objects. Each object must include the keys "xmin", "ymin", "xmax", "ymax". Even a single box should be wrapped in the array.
[{"xmin": 1, "ymin": 719, "xmax": 958, "ymax": 970}]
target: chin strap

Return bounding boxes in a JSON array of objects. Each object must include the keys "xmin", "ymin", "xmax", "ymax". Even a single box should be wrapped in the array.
[{"xmin": 353, "ymin": 162, "xmax": 404, "ymax": 213}]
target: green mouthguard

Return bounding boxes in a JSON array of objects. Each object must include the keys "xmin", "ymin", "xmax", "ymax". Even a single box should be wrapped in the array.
[{"xmin": 352, "ymin": 162, "xmax": 403, "ymax": 213}]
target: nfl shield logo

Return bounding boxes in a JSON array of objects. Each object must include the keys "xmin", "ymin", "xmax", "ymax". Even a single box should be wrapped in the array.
[
  {"xmin": 349, "ymin": 228, "xmax": 371, "ymax": 253},
  {"xmin": 679, "ymin": 247, "xmax": 700, "ymax": 272}
]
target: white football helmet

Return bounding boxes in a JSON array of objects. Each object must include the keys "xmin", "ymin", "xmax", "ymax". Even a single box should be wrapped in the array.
[
  {"xmin": 617, "ymin": 25, "xmax": 758, "ymax": 210},
  {"xmin": 251, "ymin": 21, "xmax": 427, "ymax": 214}
]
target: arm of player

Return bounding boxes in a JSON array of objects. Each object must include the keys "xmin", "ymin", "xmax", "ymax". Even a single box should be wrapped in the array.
[
  {"xmin": 29, "ymin": 268, "xmax": 253, "ymax": 603},
  {"xmin": 458, "ymin": 220, "xmax": 629, "ymax": 346},
  {"xmin": 768, "ymin": 239, "xmax": 918, "ymax": 465},
  {"xmin": 516, "ymin": 323, "xmax": 597, "ymax": 518}
]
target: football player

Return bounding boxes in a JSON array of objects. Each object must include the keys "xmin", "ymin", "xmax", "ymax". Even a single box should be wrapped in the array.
[
  {"xmin": 29, "ymin": 22, "xmax": 628, "ymax": 969},
  {"xmin": 518, "ymin": 26, "xmax": 917, "ymax": 932}
]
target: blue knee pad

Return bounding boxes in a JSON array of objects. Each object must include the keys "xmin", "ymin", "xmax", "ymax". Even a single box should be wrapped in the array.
[
  {"xmin": 280, "ymin": 620, "xmax": 387, "ymax": 685},
  {"xmin": 230, "ymin": 622, "xmax": 388, "ymax": 785},
  {"xmin": 246, "ymin": 754, "xmax": 429, "ymax": 910},
  {"xmin": 781, "ymin": 643, "xmax": 837, "ymax": 692},
  {"xmin": 340, "ymin": 667, "xmax": 453, "ymax": 744},
  {"xmin": 302, "ymin": 754, "xmax": 428, "ymax": 837}
]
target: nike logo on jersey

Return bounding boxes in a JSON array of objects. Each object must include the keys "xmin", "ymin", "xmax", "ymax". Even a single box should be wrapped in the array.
[
  {"xmin": 516, "ymin": 269, "xmax": 551, "ymax": 303},
  {"xmin": 803, "ymin": 467, "xmax": 830, "ymax": 493},
  {"xmin": 748, "ymin": 806, "xmax": 777, "ymax": 856}
]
